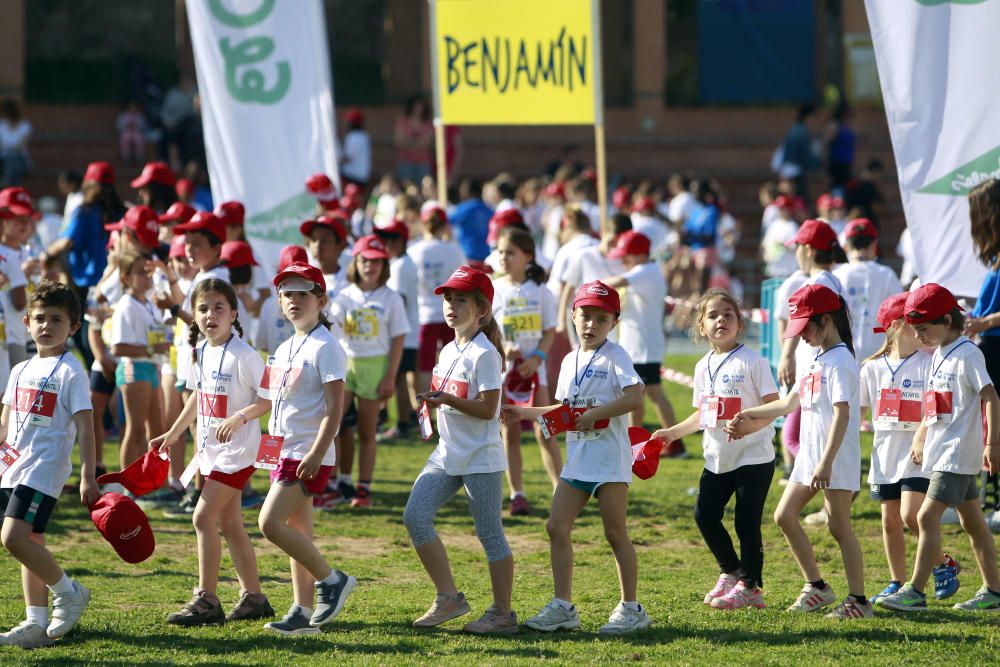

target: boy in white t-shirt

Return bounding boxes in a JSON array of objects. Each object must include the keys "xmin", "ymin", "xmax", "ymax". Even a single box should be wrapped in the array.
[
  {"xmin": 0, "ymin": 281, "xmax": 97, "ymax": 647},
  {"xmin": 506, "ymin": 281, "xmax": 650, "ymax": 635}
]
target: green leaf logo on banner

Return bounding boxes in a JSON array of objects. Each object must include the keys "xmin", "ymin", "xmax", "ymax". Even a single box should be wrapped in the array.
[
  {"xmin": 246, "ymin": 192, "xmax": 317, "ymax": 243},
  {"xmin": 917, "ymin": 145, "xmax": 1000, "ymax": 195}
]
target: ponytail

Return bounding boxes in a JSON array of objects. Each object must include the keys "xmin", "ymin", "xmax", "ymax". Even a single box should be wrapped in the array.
[
  {"xmin": 525, "ymin": 260, "xmax": 547, "ymax": 285},
  {"xmin": 188, "ymin": 318, "xmax": 202, "ymax": 364},
  {"xmin": 233, "ymin": 317, "xmax": 245, "ymax": 339},
  {"xmin": 811, "ymin": 295, "xmax": 855, "ymax": 356},
  {"xmin": 864, "ymin": 320, "xmax": 898, "ymax": 364},
  {"xmin": 473, "ymin": 290, "xmax": 506, "ymax": 371}
]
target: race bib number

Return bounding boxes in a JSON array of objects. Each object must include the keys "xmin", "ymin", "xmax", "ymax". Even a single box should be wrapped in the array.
[
  {"xmin": 537, "ymin": 403, "xmax": 575, "ymax": 439},
  {"xmin": 147, "ymin": 325, "xmax": 167, "ymax": 348},
  {"xmin": 699, "ymin": 395, "xmax": 743, "ymax": 429},
  {"xmin": 259, "ymin": 359, "xmax": 301, "ymax": 400},
  {"xmin": 0, "ymin": 441, "xmax": 19, "ymax": 475},
  {"xmin": 568, "ymin": 397, "xmax": 609, "ymax": 441},
  {"xmin": 430, "ymin": 366, "xmax": 470, "ymax": 414},
  {"xmin": 799, "ymin": 371, "xmax": 822, "ymax": 409},
  {"xmin": 417, "ymin": 401, "xmax": 433, "ymax": 441},
  {"xmin": 254, "ymin": 435, "xmax": 285, "ymax": 470},
  {"xmin": 502, "ymin": 298, "xmax": 543, "ymax": 344},
  {"xmin": 14, "ymin": 386, "xmax": 58, "ymax": 428},
  {"xmin": 198, "ymin": 390, "xmax": 229, "ymax": 429},
  {"xmin": 344, "ymin": 308, "xmax": 379, "ymax": 340},
  {"xmin": 877, "ymin": 389, "xmax": 901, "ymax": 423},
  {"xmin": 923, "ymin": 390, "xmax": 953, "ymax": 425}
]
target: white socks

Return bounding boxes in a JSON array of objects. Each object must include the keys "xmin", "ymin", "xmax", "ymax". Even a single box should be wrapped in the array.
[
  {"xmin": 622, "ymin": 601, "xmax": 641, "ymax": 611},
  {"xmin": 48, "ymin": 573, "xmax": 74, "ymax": 595},
  {"xmin": 26, "ymin": 606, "xmax": 47, "ymax": 627}
]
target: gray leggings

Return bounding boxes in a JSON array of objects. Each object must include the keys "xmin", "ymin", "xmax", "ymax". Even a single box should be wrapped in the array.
[{"xmin": 403, "ymin": 463, "xmax": 511, "ymax": 563}]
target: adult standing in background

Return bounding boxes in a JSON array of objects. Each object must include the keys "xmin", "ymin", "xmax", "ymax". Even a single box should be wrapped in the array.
[
  {"xmin": 394, "ymin": 94, "xmax": 433, "ymax": 184},
  {"xmin": 775, "ymin": 104, "xmax": 820, "ymax": 201},
  {"xmin": 825, "ymin": 103, "xmax": 855, "ymax": 190},
  {"xmin": 449, "ymin": 178, "xmax": 492, "ymax": 269},
  {"xmin": 0, "ymin": 99, "xmax": 32, "ymax": 187},
  {"xmin": 340, "ymin": 108, "xmax": 372, "ymax": 189}
]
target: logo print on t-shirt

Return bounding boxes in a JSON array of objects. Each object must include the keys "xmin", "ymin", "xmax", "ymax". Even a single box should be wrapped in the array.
[{"xmin": 902, "ymin": 379, "xmax": 912, "ymax": 388}]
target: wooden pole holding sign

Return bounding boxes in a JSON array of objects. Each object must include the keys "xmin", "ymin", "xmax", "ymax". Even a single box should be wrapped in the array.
[
  {"xmin": 590, "ymin": 0, "xmax": 607, "ymax": 236},
  {"xmin": 434, "ymin": 121, "xmax": 448, "ymax": 206}
]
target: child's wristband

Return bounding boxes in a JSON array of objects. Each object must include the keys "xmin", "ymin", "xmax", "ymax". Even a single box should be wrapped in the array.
[
  {"xmin": 237, "ymin": 411, "xmax": 249, "ymax": 425},
  {"xmin": 530, "ymin": 349, "xmax": 546, "ymax": 361}
]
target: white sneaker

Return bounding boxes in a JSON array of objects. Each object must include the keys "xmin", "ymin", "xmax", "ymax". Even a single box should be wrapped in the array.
[
  {"xmin": 804, "ymin": 509, "xmax": 828, "ymax": 525},
  {"xmin": 787, "ymin": 583, "xmax": 837, "ymax": 612},
  {"xmin": 0, "ymin": 620, "xmax": 55, "ymax": 648},
  {"xmin": 940, "ymin": 506, "xmax": 961, "ymax": 525},
  {"xmin": 47, "ymin": 581, "xmax": 90, "ymax": 638},
  {"xmin": 598, "ymin": 602, "xmax": 651, "ymax": 635},
  {"xmin": 523, "ymin": 599, "xmax": 581, "ymax": 632}
]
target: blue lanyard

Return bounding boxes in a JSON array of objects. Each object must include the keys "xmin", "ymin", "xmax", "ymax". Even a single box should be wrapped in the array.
[
  {"xmin": 882, "ymin": 351, "xmax": 917, "ymax": 388},
  {"xmin": 707, "ymin": 344, "xmax": 743, "ymax": 394},
  {"xmin": 197, "ymin": 335, "xmax": 232, "ymax": 450},
  {"xmin": 434, "ymin": 331, "xmax": 481, "ymax": 392},
  {"xmin": 931, "ymin": 338, "xmax": 973, "ymax": 380},
  {"xmin": 813, "ymin": 343, "xmax": 847, "ymax": 363},
  {"xmin": 12, "ymin": 352, "xmax": 66, "ymax": 446},
  {"xmin": 270, "ymin": 324, "xmax": 321, "ymax": 435},
  {"xmin": 572, "ymin": 341, "xmax": 605, "ymax": 398}
]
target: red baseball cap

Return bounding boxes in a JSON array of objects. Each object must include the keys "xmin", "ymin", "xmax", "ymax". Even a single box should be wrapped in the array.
[
  {"xmin": 105, "ymin": 206, "xmax": 160, "ymax": 248},
  {"xmin": 174, "ymin": 211, "xmax": 226, "ymax": 243},
  {"xmin": 904, "ymin": 283, "xmax": 962, "ymax": 324},
  {"xmin": 784, "ymin": 284, "xmax": 842, "ymax": 338},
  {"xmin": 274, "ymin": 261, "xmax": 327, "ymax": 293},
  {"xmin": 300, "ymin": 213, "xmax": 348, "ymax": 242},
  {"xmin": 608, "ymin": 230, "xmax": 651, "ymax": 259},
  {"xmin": 573, "ymin": 280, "xmax": 620, "ymax": 314},
  {"xmin": 305, "ymin": 173, "xmax": 337, "ymax": 201},
  {"xmin": 83, "ymin": 161, "xmax": 115, "ymax": 184},
  {"xmin": 130, "ymin": 161, "xmax": 176, "ymax": 189},
  {"xmin": 816, "ymin": 193, "xmax": 833, "ymax": 211},
  {"xmin": 844, "ymin": 217, "xmax": 877, "ymax": 239},
  {"xmin": 788, "ymin": 218, "xmax": 838, "ymax": 251},
  {"xmin": 829, "ymin": 195, "xmax": 845, "ymax": 210},
  {"xmin": 504, "ymin": 358, "xmax": 538, "ymax": 406},
  {"xmin": 873, "ymin": 292, "xmax": 909, "ymax": 333},
  {"xmin": 159, "ymin": 202, "xmax": 196, "ymax": 224},
  {"xmin": 420, "ymin": 205, "xmax": 448, "ymax": 224},
  {"xmin": 773, "ymin": 194, "xmax": 793, "ymax": 209},
  {"xmin": 221, "ymin": 240, "xmax": 258, "ymax": 268},
  {"xmin": 434, "ymin": 265, "xmax": 494, "ymax": 303},
  {"xmin": 89, "ymin": 493, "xmax": 155, "ymax": 564},
  {"xmin": 215, "ymin": 201, "xmax": 245, "ymax": 227},
  {"xmin": 544, "ymin": 182, "xmax": 566, "ymax": 199},
  {"xmin": 169, "ymin": 234, "xmax": 187, "ymax": 259},
  {"xmin": 629, "ymin": 426, "xmax": 664, "ymax": 480},
  {"xmin": 352, "ymin": 234, "xmax": 389, "ymax": 260},
  {"xmin": 0, "ymin": 187, "xmax": 38, "ymax": 219},
  {"xmin": 97, "ymin": 450, "xmax": 169, "ymax": 497},
  {"xmin": 612, "ymin": 186, "xmax": 632, "ymax": 210},
  {"xmin": 631, "ymin": 196, "xmax": 655, "ymax": 214},
  {"xmin": 344, "ymin": 108, "xmax": 364, "ymax": 126},
  {"xmin": 375, "ymin": 219, "xmax": 409, "ymax": 243},
  {"xmin": 278, "ymin": 245, "xmax": 308, "ymax": 272},
  {"xmin": 175, "ymin": 178, "xmax": 194, "ymax": 200},
  {"xmin": 487, "ymin": 208, "xmax": 525, "ymax": 245}
]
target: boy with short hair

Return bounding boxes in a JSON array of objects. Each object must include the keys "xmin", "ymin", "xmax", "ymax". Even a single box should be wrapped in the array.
[{"xmin": 0, "ymin": 280, "xmax": 98, "ymax": 647}]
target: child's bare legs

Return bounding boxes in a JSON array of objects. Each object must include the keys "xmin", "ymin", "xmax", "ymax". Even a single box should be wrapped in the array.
[
  {"xmin": 955, "ymin": 497, "xmax": 1000, "ymax": 591},
  {"xmin": 356, "ymin": 397, "xmax": 380, "ymax": 485},
  {"xmin": 880, "ymin": 500, "xmax": 908, "ymax": 583},
  {"xmin": 546, "ymin": 481, "xmax": 590, "ymax": 601},
  {"xmin": 773, "ymin": 482, "xmax": 822, "ymax": 582},
  {"xmin": 194, "ymin": 480, "xmax": 262, "ymax": 594},
  {"xmin": 90, "ymin": 388, "xmax": 110, "ymax": 469},
  {"xmin": 413, "ymin": 537, "xmax": 459, "ymax": 597},
  {"xmin": 161, "ymin": 378, "xmax": 186, "ymax": 482},
  {"xmin": 900, "ymin": 490, "xmax": 949, "ymax": 569},
  {"xmin": 259, "ymin": 484, "xmax": 331, "ymax": 608},
  {"xmin": 503, "ymin": 419, "xmax": 524, "ymax": 496},
  {"xmin": 596, "ymin": 483, "xmax": 637, "ymax": 602},
  {"xmin": 120, "ymin": 381, "xmax": 154, "ymax": 469},
  {"xmin": 533, "ymin": 385, "xmax": 562, "ymax": 488},
  {"xmin": 825, "ymin": 489, "xmax": 865, "ymax": 596},
  {"xmin": 2, "ymin": 519, "xmax": 63, "ymax": 603}
]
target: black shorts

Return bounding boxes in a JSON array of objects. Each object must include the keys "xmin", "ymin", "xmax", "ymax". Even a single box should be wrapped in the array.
[
  {"xmin": 870, "ymin": 476, "xmax": 931, "ymax": 502},
  {"xmin": 90, "ymin": 368, "xmax": 115, "ymax": 395},
  {"xmin": 634, "ymin": 363, "xmax": 661, "ymax": 386},
  {"xmin": 0, "ymin": 485, "xmax": 58, "ymax": 534},
  {"xmin": 399, "ymin": 348, "xmax": 417, "ymax": 375}
]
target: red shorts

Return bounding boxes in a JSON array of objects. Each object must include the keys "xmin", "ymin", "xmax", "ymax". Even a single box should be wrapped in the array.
[
  {"xmin": 418, "ymin": 322, "xmax": 455, "ymax": 372},
  {"xmin": 268, "ymin": 458, "xmax": 334, "ymax": 496},
  {"xmin": 207, "ymin": 465, "xmax": 256, "ymax": 490}
]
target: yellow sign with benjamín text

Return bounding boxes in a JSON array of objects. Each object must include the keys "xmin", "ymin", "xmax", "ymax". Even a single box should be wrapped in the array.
[{"xmin": 430, "ymin": 0, "xmax": 600, "ymax": 125}]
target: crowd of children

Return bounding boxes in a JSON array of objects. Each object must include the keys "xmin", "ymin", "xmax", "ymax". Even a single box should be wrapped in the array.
[{"xmin": 0, "ymin": 158, "xmax": 998, "ymax": 649}]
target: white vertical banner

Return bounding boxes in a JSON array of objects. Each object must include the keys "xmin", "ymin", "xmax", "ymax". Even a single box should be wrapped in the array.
[
  {"xmin": 186, "ymin": 0, "xmax": 338, "ymax": 272},
  {"xmin": 866, "ymin": 0, "xmax": 996, "ymax": 296}
]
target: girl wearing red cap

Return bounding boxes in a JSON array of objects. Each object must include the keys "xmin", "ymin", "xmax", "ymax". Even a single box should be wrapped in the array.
[
  {"xmin": 491, "ymin": 227, "xmax": 562, "ymax": 517},
  {"xmin": 860, "ymin": 293, "xmax": 960, "ymax": 606},
  {"xmin": 879, "ymin": 283, "xmax": 1000, "ymax": 612},
  {"xmin": 329, "ymin": 235, "xmax": 409, "ymax": 509},
  {"xmin": 728, "ymin": 284, "xmax": 871, "ymax": 619},
  {"xmin": 403, "ymin": 266, "xmax": 516, "ymax": 635}
]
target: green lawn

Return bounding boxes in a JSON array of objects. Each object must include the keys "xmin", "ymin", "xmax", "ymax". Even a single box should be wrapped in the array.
[{"xmin": 3, "ymin": 354, "xmax": 998, "ymax": 665}]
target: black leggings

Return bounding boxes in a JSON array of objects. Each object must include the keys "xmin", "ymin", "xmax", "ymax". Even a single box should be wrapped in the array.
[{"xmin": 694, "ymin": 460, "xmax": 775, "ymax": 589}]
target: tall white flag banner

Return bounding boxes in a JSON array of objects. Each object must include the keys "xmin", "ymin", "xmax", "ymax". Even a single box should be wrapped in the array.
[
  {"xmin": 866, "ymin": 0, "xmax": 996, "ymax": 296},
  {"xmin": 186, "ymin": 0, "xmax": 338, "ymax": 271}
]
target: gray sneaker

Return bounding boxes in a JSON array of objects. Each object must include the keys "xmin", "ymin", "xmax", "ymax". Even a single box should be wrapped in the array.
[
  {"xmin": 226, "ymin": 591, "xmax": 275, "ymax": 622},
  {"xmin": 310, "ymin": 570, "xmax": 357, "ymax": 627},
  {"xmin": 0, "ymin": 621, "xmax": 54, "ymax": 648},
  {"xmin": 463, "ymin": 606, "xmax": 518, "ymax": 635},
  {"xmin": 877, "ymin": 583, "xmax": 928, "ymax": 612},
  {"xmin": 598, "ymin": 602, "xmax": 652, "ymax": 635},
  {"xmin": 47, "ymin": 581, "xmax": 90, "ymax": 638},
  {"xmin": 413, "ymin": 592, "xmax": 472, "ymax": 628},
  {"xmin": 523, "ymin": 599, "xmax": 581, "ymax": 632},
  {"xmin": 166, "ymin": 589, "xmax": 226, "ymax": 626},
  {"xmin": 952, "ymin": 586, "xmax": 1000, "ymax": 611},
  {"xmin": 135, "ymin": 487, "xmax": 184, "ymax": 510},
  {"xmin": 264, "ymin": 606, "xmax": 320, "ymax": 636},
  {"xmin": 163, "ymin": 489, "xmax": 201, "ymax": 518}
]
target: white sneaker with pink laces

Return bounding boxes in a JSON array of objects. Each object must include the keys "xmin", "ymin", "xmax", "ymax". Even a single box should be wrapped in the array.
[
  {"xmin": 704, "ymin": 573, "xmax": 739, "ymax": 605},
  {"xmin": 711, "ymin": 581, "xmax": 766, "ymax": 610}
]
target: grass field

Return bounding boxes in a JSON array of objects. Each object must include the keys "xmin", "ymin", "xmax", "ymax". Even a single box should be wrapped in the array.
[{"xmin": 1, "ymin": 353, "xmax": 998, "ymax": 665}]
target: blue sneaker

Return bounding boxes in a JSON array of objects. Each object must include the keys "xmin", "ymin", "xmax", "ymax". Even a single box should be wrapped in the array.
[
  {"xmin": 871, "ymin": 580, "xmax": 902, "ymax": 605},
  {"xmin": 933, "ymin": 554, "xmax": 961, "ymax": 600},
  {"xmin": 309, "ymin": 570, "xmax": 357, "ymax": 627}
]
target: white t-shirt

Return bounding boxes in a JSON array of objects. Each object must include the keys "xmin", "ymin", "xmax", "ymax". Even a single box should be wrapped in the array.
[
  {"xmin": 860, "ymin": 351, "xmax": 932, "ymax": 484},
  {"xmin": 554, "ymin": 341, "xmax": 643, "ymax": 483},
  {"xmin": 762, "ymin": 218, "xmax": 799, "ymax": 278},
  {"xmin": 258, "ymin": 325, "xmax": 346, "ymax": 465},
  {"xmin": 693, "ymin": 344, "xmax": 778, "ymax": 474},
  {"xmin": 2, "ymin": 353, "xmax": 91, "ymax": 498},
  {"xmin": 617, "ymin": 262, "xmax": 666, "ymax": 364},
  {"xmin": 341, "ymin": 129, "xmax": 372, "ymax": 183},
  {"xmin": 667, "ymin": 191, "xmax": 695, "ymax": 225},
  {"xmin": 0, "ymin": 244, "xmax": 28, "ymax": 346},
  {"xmin": 0, "ymin": 119, "xmax": 31, "ymax": 151},
  {"xmin": 388, "ymin": 254, "xmax": 420, "ymax": 349},
  {"xmin": 111, "ymin": 294, "xmax": 162, "ymax": 362},
  {"xmin": 833, "ymin": 260, "xmax": 903, "ymax": 362},
  {"xmin": 253, "ymin": 293, "xmax": 293, "ymax": 356},
  {"xmin": 331, "ymin": 284, "xmax": 409, "ymax": 358},
  {"xmin": 629, "ymin": 214, "xmax": 671, "ymax": 256},
  {"xmin": 492, "ymin": 277, "xmax": 556, "ymax": 356},
  {"xmin": 546, "ymin": 233, "xmax": 598, "ymax": 299},
  {"xmin": 794, "ymin": 271, "xmax": 844, "ymax": 380},
  {"xmin": 408, "ymin": 238, "xmax": 466, "ymax": 325},
  {"xmin": 427, "ymin": 332, "xmax": 505, "ymax": 475},
  {"xmin": 790, "ymin": 344, "xmax": 861, "ymax": 491},
  {"xmin": 562, "ymin": 245, "xmax": 624, "ymax": 345},
  {"xmin": 186, "ymin": 336, "xmax": 263, "ymax": 474},
  {"xmin": 540, "ymin": 204, "xmax": 565, "ymax": 263},
  {"xmin": 923, "ymin": 337, "xmax": 992, "ymax": 475}
]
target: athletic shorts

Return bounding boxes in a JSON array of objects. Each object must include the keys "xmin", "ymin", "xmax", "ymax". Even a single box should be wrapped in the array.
[
  {"xmin": 115, "ymin": 359, "xmax": 160, "ymax": 389},
  {"xmin": 633, "ymin": 363, "xmax": 662, "ymax": 386},
  {"xmin": 418, "ymin": 322, "xmax": 455, "ymax": 373},
  {"xmin": 207, "ymin": 466, "xmax": 256, "ymax": 491},
  {"xmin": 0, "ymin": 485, "xmax": 58, "ymax": 534},
  {"xmin": 345, "ymin": 354, "xmax": 387, "ymax": 401},
  {"xmin": 560, "ymin": 477, "xmax": 605, "ymax": 498},
  {"xmin": 927, "ymin": 471, "xmax": 980, "ymax": 506},
  {"xmin": 90, "ymin": 368, "xmax": 116, "ymax": 395},
  {"xmin": 399, "ymin": 348, "xmax": 417, "ymax": 375},
  {"xmin": 269, "ymin": 458, "xmax": 334, "ymax": 496},
  {"xmin": 870, "ymin": 476, "xmax": 930, "ymax": 502}
]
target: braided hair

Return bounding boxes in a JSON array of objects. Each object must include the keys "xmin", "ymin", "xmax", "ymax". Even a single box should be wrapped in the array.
[{"xmin": 187, "ymin": 278, "xmax": 245, "ymax": 363}]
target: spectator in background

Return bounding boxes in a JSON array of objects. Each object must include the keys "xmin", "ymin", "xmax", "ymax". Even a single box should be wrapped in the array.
[
  {"xmin": 683, "ymin": 181, "xmax": 722, "ymax": 294},
  {"xmin": 664, "ymin": 173, "xmax": 695, "ymax": 226},
  {"xmin": 58, "ymin": 169, "xmax": 84, "ymax": 229},
  {"xmin": 844, "ymin": 158, "xmax": 886, "ymax": 230},
  {"xmin": 761, "ymin": 195, "xmax": 799, "ymax": 278},
  {"xmin": 449, "ymin": 178, "xmax": 492, "ymax": 268},
  {"xmin": 825, "ymin": 103, "xmax": 855, "ymax": 190},
  {"xmin": 340, "ymin": 108, "xmax": 371, "ymax": 189},
  {"xmin": 394, "ymin": 94, "xmax": 433, "ymax": 184},
  {"xmin": 116, "ymin": 99, "xmax": 147, "ymax": 165},
  {"xmin": 182, "ymin": 161, "xmax": 213, "ymax": 212},
  {"xmin": 132, "ymin": 161, "xmax": 177, "ymax": 214},
  {"xmin": 159, "ymin": 76, "xmax": 196, "ymax": 171},
  {"xmin": 0, "ymin": 99, "xmax": 32, "ymax": 187},
  {"xmin": 775, "ymin": 104, "xmax": 820, "ymax": 201}
]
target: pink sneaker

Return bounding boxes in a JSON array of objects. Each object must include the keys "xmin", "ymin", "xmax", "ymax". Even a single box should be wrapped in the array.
[
  {"xmin": 704, "ymin": 573, "xmax": 739, "ymax": 605},
  {"xmin": 711, "ymin": 581, "xmax": 765, "ymax": 610}
]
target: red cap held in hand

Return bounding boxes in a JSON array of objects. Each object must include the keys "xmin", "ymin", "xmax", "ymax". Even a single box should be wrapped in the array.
[
  {"xmin": 90, "ymin": 493, "xmax": 155, "ymax": 563},
  {"xmin": 784, "ymin": 284, "xmax": 842, "ymax": 339},
  {"xmin": 873, "ymin": 293, "xmax": 909, "ymax": 333},
  {"xmin": 629, "ymin": 426, "xmax": 665, "ymax": 480},
  {"xmin": 904, "ymin": 283, "xmax": 962, "ymax": 325},
  {"xmin": 434, "ymin": 265, "xmax": 494, "ymax": 303},
  {"xmin": 573, "ymin": 280, "xmax": 620, "ymax": 314},
  {"xmin": 97, "ymin": 450, "xmax": 170, "ymax": 496}
]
